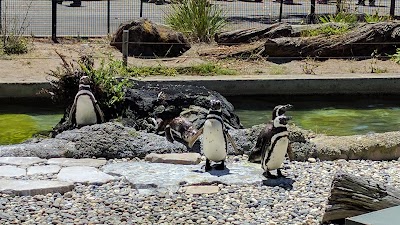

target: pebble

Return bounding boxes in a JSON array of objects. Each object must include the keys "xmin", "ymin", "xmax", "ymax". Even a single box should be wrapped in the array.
[{"xmin": 1, "ymin": 158, "xmax": 400, "ymax": 224}]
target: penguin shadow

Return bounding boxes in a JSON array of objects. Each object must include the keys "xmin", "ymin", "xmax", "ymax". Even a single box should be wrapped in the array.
[
  {"xmin": 192, "ymin": 165, "xmax": 231, "ymax": 177},
  {"xmin": 262, "ymin": 177, "xmax": 295, "ymax": 190}
]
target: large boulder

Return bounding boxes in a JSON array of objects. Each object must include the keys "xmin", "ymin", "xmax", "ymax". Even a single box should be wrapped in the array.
[
  {"xmin": 110, "ymin": 19, "xmax": 191, "ymax": 57},
  {"xmin": 121, "ymin": 81, "xmax": 243, "ymax": 131}
]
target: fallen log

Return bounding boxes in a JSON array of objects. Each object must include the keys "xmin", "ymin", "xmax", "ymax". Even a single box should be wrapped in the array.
[
  {"xmin": 323, "ymin": 172, "xmax": 400, "ymax": 222},
  {"xmin": 263, "ymin": 22, "xmax": 400, "ymax": 58}
]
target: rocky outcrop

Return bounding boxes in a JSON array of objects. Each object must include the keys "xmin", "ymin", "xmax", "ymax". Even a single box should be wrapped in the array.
[
  {"xmin": 2, "ymin": 122, "xmax": 400, "ymax": 161},
  {"xmin": 110, "ymin": 18, "xmax": 191, "ymax": 57}
]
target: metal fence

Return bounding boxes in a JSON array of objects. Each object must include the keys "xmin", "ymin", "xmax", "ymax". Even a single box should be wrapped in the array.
[{"xmin": 0, "ymin": 0, "xmax": 398, "ymax": 38}]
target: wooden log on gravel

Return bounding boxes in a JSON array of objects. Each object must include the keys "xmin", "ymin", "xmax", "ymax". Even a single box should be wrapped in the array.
[
  {"xmin": 323, "ymin": 172, "xmax": 400, "ymax": 222},
  {"xmin": 263, "ymin": 22, "xmax": 400, "ymax": 58}
]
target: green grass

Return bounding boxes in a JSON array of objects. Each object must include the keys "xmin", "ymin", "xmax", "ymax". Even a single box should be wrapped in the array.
[
  {"xmin": 391, "ymin": 48, "xmax": 400, "ymax": 64},
  {"xmin": 301, "ymin": 23, "xmax": 350, "ymax": 37}
]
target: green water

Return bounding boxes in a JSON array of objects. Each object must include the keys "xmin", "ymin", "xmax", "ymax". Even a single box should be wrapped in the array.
[
  {"xmin": 229, "ymin": 95, "xmax": 400, "ymax": 136},
  {"xmin": 0, "ymin": 104, "xmax": 63, "ymax": 145}
]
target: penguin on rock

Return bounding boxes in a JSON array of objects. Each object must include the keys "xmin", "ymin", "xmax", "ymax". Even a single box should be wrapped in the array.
[
  {"xmin": 248, "ymin": 104, "xmax": 293, "ymax": 163},
  {"xmin": 260, "ymin": 114, "xmax": 293, "ymax": 179},
  {"xmin": 188, "ymin": 99, "xmax": 239, "ymax": 171},
  {"xmin": 68, "ymin": 76, "xmax": 105, "ymax": 128}
]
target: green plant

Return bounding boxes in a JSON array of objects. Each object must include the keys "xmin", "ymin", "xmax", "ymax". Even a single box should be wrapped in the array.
[
  {"xmin": 1, "ymin": 1, "xmax": 32, "ymax": 54},
  {"xmin": 302, "ymin": 57, "xmax": 319, "ymax": 75},
  {"xmin": 364, "ymin": 11, "xmax": 391, "ymax": 23},
  {"xmin": 268, "ymin": 65, "xmax": 288, "ymax": 75},
  {"xmin": 165, "ymin": 0, "xmax": 226, "ymax": 42},
  {"xmin": 301, "ymin": 24, "xmax": 350, "ymax": 37},
  {"xmin": 177, "ymin": 63, "xmax": 237, "ymax": 76},
  {"xmin": 319, "ymin": 12, "xmax": 358, "ymax": 24},
  {"xmin": 391, "ymin": 48, "xmax": 400, "ymax": 64},
  {"xmin": 369, "ymin": 49, "xmax": 387, "ymax": 73}
]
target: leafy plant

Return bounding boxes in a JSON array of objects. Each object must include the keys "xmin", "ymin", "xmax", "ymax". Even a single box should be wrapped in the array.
[
  {"xmin": 1, "ymin": 0, "xmax": 32, "ymax": 54},
  {"xmin": 319, "ymin": 12, "xmax": 358, "ymax": 24},
  {"xmin": 391, "ymin": 48, "xmax": 400, "ymax": 64},
  {"xmin": 177, "ymin": 62, "xmax": 237, "ymax": 76},
  {"xmin": 301, "ymin": 24, "xmax": 350, "ymax": 37},
  {"xmin": 165, "ymin": 0, "xmax": 226, "ymax": 42},
  {"xmin": 364, "ymin": 12, "xmax": 391, "ymax": 23},
  {"xmin": 302, "ymin": 57, "xmax": 319, "ymax": 75}
]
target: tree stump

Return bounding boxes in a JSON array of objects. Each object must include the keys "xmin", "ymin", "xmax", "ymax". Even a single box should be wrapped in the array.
[{"xmin": 323, "ymin": 172, "xmax": 400, "ymax": 222}]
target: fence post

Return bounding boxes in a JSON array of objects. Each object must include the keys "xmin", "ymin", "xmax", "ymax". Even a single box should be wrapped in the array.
[
  {"xmin": 52, "ymin": 0, "xmax": 58, "ymax": 43},
  {"xmin": 0, "ymin": 0, "xmax": 2, "ymax": 33},
  {"xmin": 278, "ymin": 0, "xmax": 283, "ymax": 22},
  {"xmin": 140, "ymin": 0, "xmax": 143, "ymax": 18},
  {"xmin": 122, "ymin": 30, "xmax": 129, "ymax": 67},
  {"xmin": 307, "ymin": 0, "xmax": 316, "ymax": 24},
  {"xmin": 107, "ymin": 0, "xmax": 110, "ymax": 34},
  {"xmin": 390, "ymin": 0, "xmax": 395, "ymax": 17}
]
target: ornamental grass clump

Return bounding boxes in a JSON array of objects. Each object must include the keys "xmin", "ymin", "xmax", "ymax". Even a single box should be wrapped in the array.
[{"xmin": 165, "ymin": 0, "xmax": 226, "ymax": 42}]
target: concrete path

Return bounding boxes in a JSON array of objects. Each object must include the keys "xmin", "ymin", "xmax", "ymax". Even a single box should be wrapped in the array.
[{"xmin": 0, "ymin": 155, "xmax": 265, "ymax": 196}]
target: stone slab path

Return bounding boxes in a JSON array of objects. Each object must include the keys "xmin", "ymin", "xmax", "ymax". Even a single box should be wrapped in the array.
[{"xmin": 0, "ymin": 155, "xmax": 265, "ymax": 196}]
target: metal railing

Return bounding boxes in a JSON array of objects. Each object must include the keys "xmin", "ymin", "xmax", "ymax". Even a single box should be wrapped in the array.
[{"xmin": 0, "ymin": 0, "xmax": 398, "ymax": 38}]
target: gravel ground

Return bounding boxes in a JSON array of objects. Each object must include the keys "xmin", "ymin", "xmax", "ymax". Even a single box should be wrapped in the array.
[{"xmin": 1, "ymin": 157, "xmax": 400, "ymax": 225}]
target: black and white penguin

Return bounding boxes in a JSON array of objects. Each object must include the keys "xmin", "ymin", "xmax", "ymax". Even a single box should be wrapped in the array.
[
  {"xmin": 188, "ymin": 99, "xmax": 238, "ymax": 171},
  {"xmin": 68, "ymin": 76, "xmax": 105, "ymax": 128},
  {"xmin": 157, "ymin": 116, "xmax": 198, "ymax": 145},
  {"xmin": 260, "ymin": 115, "xmax": 293, "ymax": 179},
  {"xmin": 248, "ymin": 104, "xmax": 293, "ymax": 163}
]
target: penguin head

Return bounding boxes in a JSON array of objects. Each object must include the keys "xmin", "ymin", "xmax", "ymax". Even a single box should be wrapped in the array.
[
  {"xmin": 272, "ymin": 104, "xmax": 293, "ymax": 119},
  {"xmin": 210, "ymin": 99, "xmax": 222, "ymax": 111},
  {"xmin": 79, "ymin": 76, "xmax": 91, "ymax": 85},
  {"xmin": 273, "ymin": 115, "xmax": 291, "ymax": 128}
]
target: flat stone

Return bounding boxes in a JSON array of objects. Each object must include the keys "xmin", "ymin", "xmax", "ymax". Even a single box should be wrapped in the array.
[
  {"xmin": 47, "ymin": 158, "xmax": 107, "ymax": 167},
  {"xmin": 183, "ymin": 185, "xmax": 220, "ymax": 194},
  {"xmin": 57, "ymin": 166, "xmax": 116, "ymax": 184},
  {"xmin": 27, "ymin": 165, "xmax": 61, "ymax": 175},
  {"xmin": 0, "ymin": 165, "xmax": 26, "ymax": 177},
  {"xmin": 0, "ymin": 179, "xmax": 74, "ymax": 196},
  {"xmin": 0, "ymin": 157, "xmax": 46, "ymax": 166},
  {"xmin": 103, "ymin": 162, "xmax": 264, "ymax": 194},
  {"xmin": 144, "ymin": 153, "xmax": 202, "ymax": 165}
]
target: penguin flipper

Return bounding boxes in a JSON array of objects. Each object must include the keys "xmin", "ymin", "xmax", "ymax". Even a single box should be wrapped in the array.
[
  {"xmin": 188, "ymin": 127, "xmax": 203, "ymax": 148},
  {"xmin": 286, "ymin": 144, "xmax": 294, "ymax": 161},
  {"xmin": 94, "ymin": 102, "xmax": 105, "ymax": 123},
  {"xmin": 225, "ymin": 131, "xmax": 240, "ymax": 154},
  {"xmin": 165, "ymin": 125, "xmax": 175, "ymax": 143},
  {"xmin": 68, "ymin": 96, "xmax": 78, "ymax": 126}
]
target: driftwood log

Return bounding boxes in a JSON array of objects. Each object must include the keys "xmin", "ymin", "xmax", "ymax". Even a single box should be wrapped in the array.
[
  {"xmin": 213, "ymin": 22, "xmax": 400, "ymax": 59},
  {"xmin": 323, "ymin": 172, "xmax": 400, "ymax": 222},
  {"xmin": 263, "ymin": 22, "xmax": 400, "ymax": 58}
]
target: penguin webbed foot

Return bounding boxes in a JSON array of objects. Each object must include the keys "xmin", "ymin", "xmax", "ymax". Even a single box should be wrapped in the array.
[
  {"xmin": 277, "ymin": 169, "xmax": 286, "ymax": 178},
  {"xmin": 205, "ymin": 159, "xmax": 212, "ymax": 172},
  {"xmin": 215, "ymin": 161, "xmax": 225, "ymax": 170},
  {"xmin": 263, "ymin": 171, "xmax": 278, "ymax": 179}
]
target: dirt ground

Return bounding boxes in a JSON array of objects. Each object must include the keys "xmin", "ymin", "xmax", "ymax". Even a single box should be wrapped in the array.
[{"xmin": 1, "ymin": 38, "xmax": 400, "ymax": 83}]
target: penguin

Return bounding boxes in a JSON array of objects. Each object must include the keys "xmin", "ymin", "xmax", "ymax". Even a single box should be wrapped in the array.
[
  {"xmin": 157, "ymin": 116, "xmax": 198, "ymax": 145},
  {"xmin": 248, "ymin": 104, "xmax": 293, "ymax": 163},
  {"xmin": 188, "ymin": 99, "xmax": 239, "ymax": 171},
  {"xmin": 68, "ymin": 76, "xmax": 105, "ymax": 128},
  {"xmin": 260, "ymin": 115, "xmax": 293, "ymax": 179}
]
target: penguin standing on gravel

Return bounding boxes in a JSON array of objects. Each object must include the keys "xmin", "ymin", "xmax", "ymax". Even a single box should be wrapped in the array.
[
  {"xmin": 188, "ymin": 99, "xmax": 239, "ymax": 171},
  {"xmin": 249, "ymin": 104, "xmax": 293, "ymax": 163},
  {"xmin": 68, "ymin": 76, "xmax": 105, "ymax": 128},
  {"xmin": 260, "ymin": 114, "xmax": 293, "ymax": 179}
]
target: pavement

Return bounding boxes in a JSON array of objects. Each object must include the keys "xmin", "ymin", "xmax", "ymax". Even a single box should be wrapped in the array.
[{"xmin": 0, "ymin": 154, "xmax": 265, "ymax": 196}]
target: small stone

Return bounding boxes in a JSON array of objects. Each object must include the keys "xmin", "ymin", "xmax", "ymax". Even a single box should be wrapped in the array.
[
  {"xmin": 53, "ymin": 198, "xmax": 62, "ymax": 208},
  {"xmin": 307, "ymin": 158, "xmax": 317, "ymax": 163}
]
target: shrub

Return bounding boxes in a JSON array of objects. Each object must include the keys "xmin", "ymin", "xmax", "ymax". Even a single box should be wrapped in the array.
[
  {"xmin": 301, "ymin": 23, "xmax": 350, "ymax": 37},
  {"xmin": 1, "ymin": 34, "xmax": 29, "ymax": 54},
  {"xmin": 364, "ymin": 12, "xmax": 391, "ymax": 23},
  {"xmin": 391, "ymin": 48, "xmax": 400, "ymax": 64},
  {"xmin": 165, "ymin": 0, "xmax": 226, "ymax": 42},
  {"xmin": 319, "ymin": 12, "xmax": 358, "ymax": 24}
]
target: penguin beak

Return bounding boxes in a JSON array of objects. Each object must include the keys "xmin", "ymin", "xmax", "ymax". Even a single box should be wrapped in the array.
[{"xmin": 284, "ymin": 104, "xmax": 293, "ymax": 110}]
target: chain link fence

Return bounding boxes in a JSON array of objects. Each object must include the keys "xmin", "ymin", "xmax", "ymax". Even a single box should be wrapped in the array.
[{"xmin": 0, "ymin": 0, "xmax": 398, "ymax": 37}]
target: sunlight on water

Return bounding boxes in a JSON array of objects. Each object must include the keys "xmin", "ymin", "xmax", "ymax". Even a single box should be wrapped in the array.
[
  {"xmin": 0, "ymin": 104, "xmax": 63, "ymax": 145},
  {"xmin": 236, "ymin": 107, "xmax": 400, "ymax": 136}
]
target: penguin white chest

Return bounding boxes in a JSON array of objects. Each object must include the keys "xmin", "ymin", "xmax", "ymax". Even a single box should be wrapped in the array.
[
  {"xmin": 75, "ymin": 95, "xmax": 97, "ymax": 126},
  {"xmin": 203, "ymin": 119, "xmax": 226, "ymax": 162},
  {"xmin": 265, "ymin": 136, "xmax": 289, "ymax": 170}
]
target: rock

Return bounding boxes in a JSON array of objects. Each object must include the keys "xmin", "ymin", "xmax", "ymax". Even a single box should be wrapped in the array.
[
  {"xmin": 27, "ymin": 165, "xmax": 61, "ymax": 175},
  {"xmin": 0, "ymin": 179, "xmax": 74, "ymax": 196},
  {"xmin": 47, "ymin": 158, "xmax": 107, "ymax": 167},
  {"xmin": 110, "ymin": 18, "xmax": 190, "ymax": 57},
  {"xmin": 57, "ymin": 166, "xmax": 116, "ymax": 184},
  {"xmin": 0, "ymin": 165, "xmax": 26, "ymax": 177},
  {"xmin": 307, "ymin": 158, "xmax": 317, "ymax": 163},
  {"xmin": 144, "ymin": 153, "xmax": 201, "ymax": 165},
  {"xmin": 0, "ymin": 139, "xmax": 74, "ymax": 158},
  {"xmin": 103, "ymin": 161, "xmax": 264, "ymax": 194},
  {"xmin": 0, "ymin": 157, "xmax": 46, "ymax": 166},
  {"xmin": 55, "ymin": 123, "xmax": 187, "ymax": 159},
  {"xmin": 183, "ymin": 185, "xmax": 220, "ymax": 194}
]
